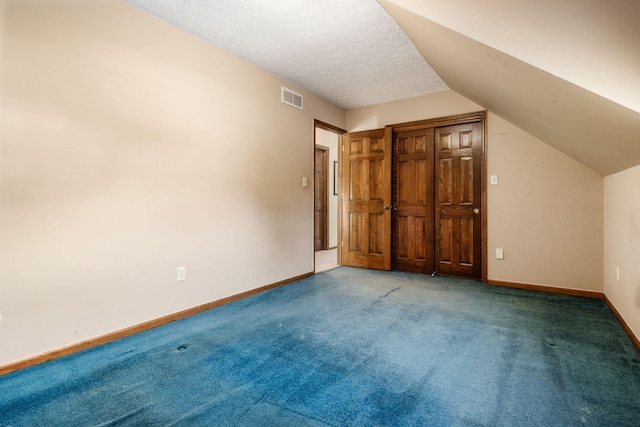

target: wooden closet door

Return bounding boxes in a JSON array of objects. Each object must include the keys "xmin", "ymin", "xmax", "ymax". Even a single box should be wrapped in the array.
[
  {"xmin": 435, "ymin": 122, "xmax": 482, "ymax": 279},
  {"xmin": 392, "ymin": 128, "xmax": 435, "ymax": 273},
  {"xmin": 341, "ymin": 128, "xmax": 392, "ymax": 270}
]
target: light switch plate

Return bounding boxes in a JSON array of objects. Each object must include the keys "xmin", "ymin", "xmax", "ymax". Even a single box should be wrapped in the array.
[
  {"xmin": 490, "ymin": 175, "xmax": 498, "ymax": 185},
  {"xmin": 302, "ymin": 177, "xmax": 308, "ymax": 187},
  {"xmin": 496, "ymin": 248, "xmax": 504, "ymax": 259}
]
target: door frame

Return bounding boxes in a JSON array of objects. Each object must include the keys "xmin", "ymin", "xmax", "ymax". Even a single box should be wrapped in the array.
[
  {"xmin": 313, "ymin": 120, "xmax": 347, "ymax": 269},
  {"xmin": 389, "ymin": 111, "xmax": 488, "ymax": 282}
]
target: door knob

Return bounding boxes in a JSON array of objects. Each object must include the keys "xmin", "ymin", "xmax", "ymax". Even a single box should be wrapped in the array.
[
  {"xmin": 383, "ymin": 205, "xmax": 390, "ymax": 210},
  {"xmin": 473, "ymin": 208, "xmax": 480, "ymax": 214}
]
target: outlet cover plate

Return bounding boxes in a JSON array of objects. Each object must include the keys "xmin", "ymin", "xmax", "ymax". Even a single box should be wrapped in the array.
[{"xmin": 177, "ymin": 266, "xmax": 186, "ymax": 281}]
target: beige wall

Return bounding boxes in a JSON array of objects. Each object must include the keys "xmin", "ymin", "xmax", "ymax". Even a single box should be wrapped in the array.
[
  {"xmin": 0, "ymin": 0, "xmax": 620, "ymax": 367},
  {"xmin": 315, "ymin": 128, "xmax": 339, "ymax": 249},
  {"xmin": 347, "ymin": 90, "xmax": 476, "ymax": 132},
  {"xmin": 487, "ymin": 117, "xmax": 603, "ymax": 290},
  {"xmin": 387, "ymin": 0, "xmax": 640, "ymax": 114},
  {"xmin": 604, "ymin": 166, "xmax": 640, "ymax": 341},
  {"xmin": 0, "ymin": 0, "xmax": 345, "ymax": 365},
  {"xmin": 347, "ymin": 90, "xmax": 604, "ymax": 291}
]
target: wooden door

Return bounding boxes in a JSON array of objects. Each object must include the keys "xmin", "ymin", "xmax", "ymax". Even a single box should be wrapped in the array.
[
  {"xmin": 435, "ymin": 122, "xmax": 483, "ymax": 279},
  {"xmin": 341, "ymin": 128, "xmax": 392, "ymax": 270},
  {"xmin": 314, "ymin": 146, "xmax": 328, "ymax": 251},
  {"xmin": 392, "ymin": 128, "xmax": 435, "ymax": 273}
]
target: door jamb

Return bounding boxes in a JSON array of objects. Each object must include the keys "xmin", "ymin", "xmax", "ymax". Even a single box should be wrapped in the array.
[{"xmin": 313, "ymin": 120, "xmax": 347, "ymax": 269}]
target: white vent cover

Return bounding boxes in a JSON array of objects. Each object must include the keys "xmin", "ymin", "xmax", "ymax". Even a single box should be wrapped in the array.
[{"xmin": 281, "ymin": 87, "xmax": 303, "ymax": 110}]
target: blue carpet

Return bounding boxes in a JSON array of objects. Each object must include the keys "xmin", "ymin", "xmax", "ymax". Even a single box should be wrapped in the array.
[{"xmin": 1, "ymin": 267, "xmax": 639, "ymax": 426}]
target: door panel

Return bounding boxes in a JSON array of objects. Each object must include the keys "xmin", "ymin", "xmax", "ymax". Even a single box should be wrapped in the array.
[
  {"xmin": 350, "ymin": 160, "xmax": 364, "ymax": 200},
  {"xmin": 459, "ymin": 157, "xmax": 473, "ymax": 204},
  {"xmin": 435, "ymin": 122, "xmax": 482, "ymax": 279},
  {"xmin": 439, "ymin": 216, "xmax": 453, "ymax": 263},
  {"xmin": 349, "ymin": 213, "xmax": 362, "ymax": 252},
  {"xmin": 460, "ymin": 217, "xmax": 474, "ymax": 265},
  {"xmin": 341, "ymin": 128, "xmax": 392, "ymax": 270},
  {"xmin": 392, "ymin": 128, "xmax": 435, "ymax": 274},
  {"xmin": 415, "ymin": 217, "xmax": 427, "ymax": 260},
  {"xmin": 369, "ymin": 160, "xmax": 384, "ymax": 199},
  {"xmin": 369, "ymin": 213, "xmax": 384, "ymax": 254},
  {"xmin": 439, "ymin": 158, "xmax": 453, "ymax": 205}
]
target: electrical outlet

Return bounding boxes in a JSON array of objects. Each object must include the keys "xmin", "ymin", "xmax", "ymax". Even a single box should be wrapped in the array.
[
  {"xmin": 177, "ymin": 266, "xmax": 186, "ymax": 282},
  {"xmin": 496, "ymin": 248, "xmax": 504, "ymax": 260}
]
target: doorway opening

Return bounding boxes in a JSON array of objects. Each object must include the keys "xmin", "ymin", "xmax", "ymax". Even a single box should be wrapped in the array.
[{"xmin": 314, "ymin": 120, "xmax": 346, "ymax": 273}]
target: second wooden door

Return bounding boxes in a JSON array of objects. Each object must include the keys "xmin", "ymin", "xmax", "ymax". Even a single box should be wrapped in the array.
[
  {"xmin": 392, "ymin": 128, "xmax": 435, "ymax": 274},
  {"xmin": 435, "ymin": 122, "xmax": 483, "ymax": 279}
]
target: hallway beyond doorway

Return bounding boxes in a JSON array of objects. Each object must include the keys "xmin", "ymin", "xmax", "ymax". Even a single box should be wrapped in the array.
[{"xmin": 315, "ymin": 248, "xmax": 337, "ymax": 272}]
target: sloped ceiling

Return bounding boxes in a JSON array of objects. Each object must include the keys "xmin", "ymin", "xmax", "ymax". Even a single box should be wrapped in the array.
[
  {"xmin": 384, "ymin": 0, "xmax": 640, "ymax": 115},
  {"xmin": 380, "ymin": 0, "xmax": 640, "ymax": 176}
]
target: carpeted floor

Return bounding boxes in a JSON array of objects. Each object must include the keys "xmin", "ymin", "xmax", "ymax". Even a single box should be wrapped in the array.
[{"xmin": 1, "ymin": 267, "xmax": 639, "ymax": 426}]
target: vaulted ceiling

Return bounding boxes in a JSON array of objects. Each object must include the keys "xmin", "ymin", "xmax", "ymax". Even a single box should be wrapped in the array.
[
  {"xmin": 380, "ymin": 0, "xmax": 640, "ymax": 176},
  {"xmin": 128, "ymin": 0, "xmax": 640, "ymax": 176}
]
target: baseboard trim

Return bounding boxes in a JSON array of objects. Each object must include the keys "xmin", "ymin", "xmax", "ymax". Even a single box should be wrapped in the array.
[
  {"xmin": 487, "ymin": 279, "xmax": 604, "ymax": 299},
  {"xmin": 0, "ymin": 271, "xmax": 314, "ymax": 377},
  {"xmin": 489, "ymin": 279, "xmax": 640, "ymax": 353},
  {"xmin": 603, "ymin": 294, "xmax": 640, "ymax": 353},
  {"xmin": 4, "ymin": 272, "xmax": 636, "ymax": 376}
]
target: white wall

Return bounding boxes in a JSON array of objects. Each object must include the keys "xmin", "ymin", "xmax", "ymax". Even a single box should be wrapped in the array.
[
  {"xmin": 0, "ymin": 0, "xmax": 345, "ymax": 365},
  {"xmin": 315, "ymin": 128, "xmax": 339, "ymax": 248},
  {"xmin": 347, "ymin": 90, "xmax": 604, "ymax": 292},
  {"xmin": 604, "ymin": 166, "xmax": 640, "ymax": 342}
]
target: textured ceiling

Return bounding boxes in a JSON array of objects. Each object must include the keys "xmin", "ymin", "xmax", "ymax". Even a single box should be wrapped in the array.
[{"xmin": 127, "ymin": 0, "xmax": 448, "ymax": 109}]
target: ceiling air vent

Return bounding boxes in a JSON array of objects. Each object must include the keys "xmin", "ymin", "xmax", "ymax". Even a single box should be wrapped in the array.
[{"xmin": 281, "ymin": 87, "xmax": 303, "ymax": 110}]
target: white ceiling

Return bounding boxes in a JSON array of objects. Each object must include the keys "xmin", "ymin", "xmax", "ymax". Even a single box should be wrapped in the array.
[{"xmin": 127, "ymin": 0, "xmax": 448, "ymax": 109}]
